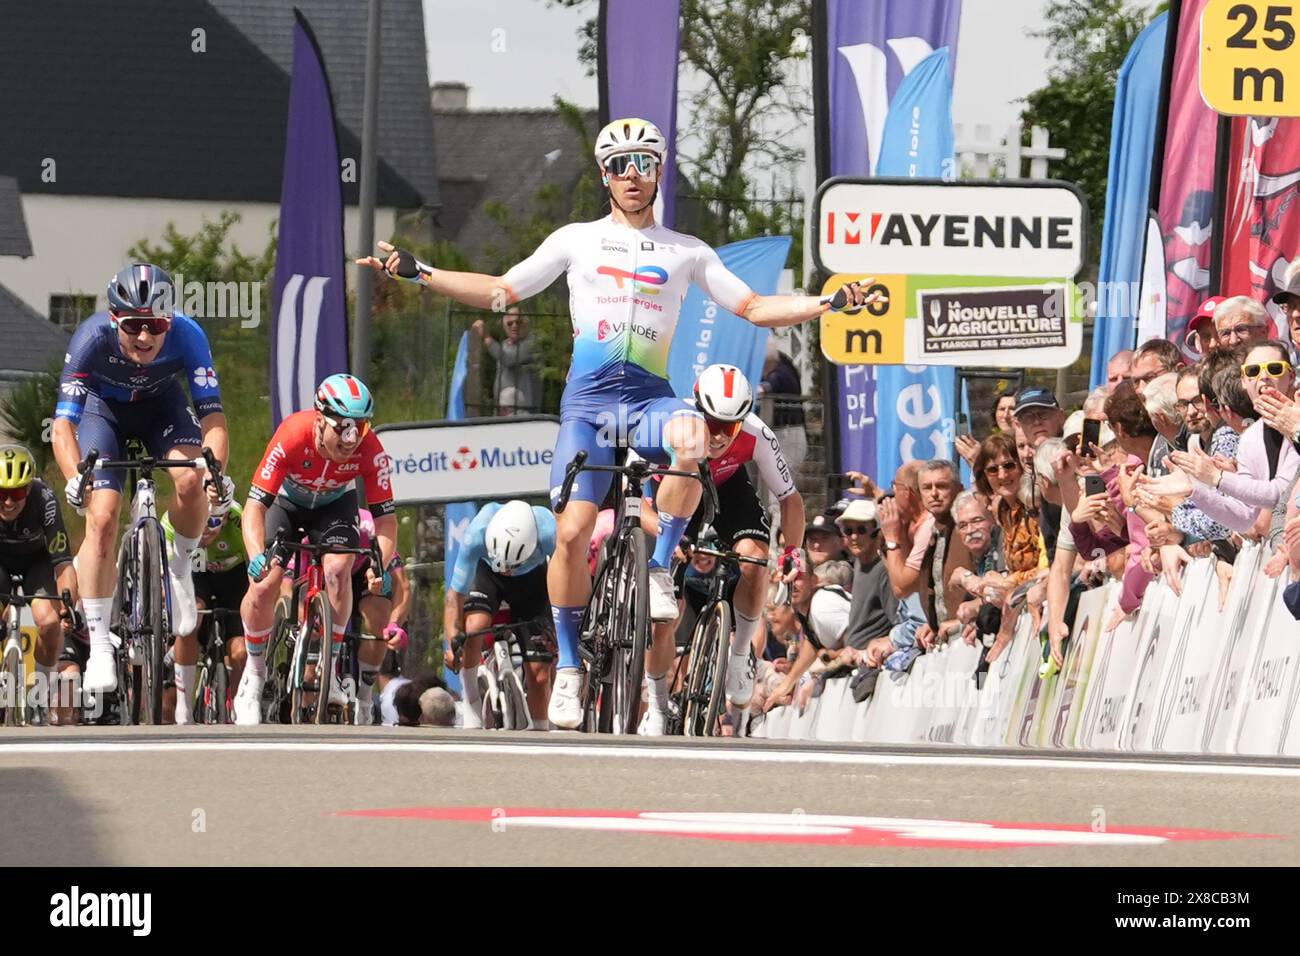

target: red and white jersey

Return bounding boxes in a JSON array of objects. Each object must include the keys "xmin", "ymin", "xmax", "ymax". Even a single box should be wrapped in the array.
[
  {"xmin": 249, "ymin": 410, "xmax": 396, "ymax": 516},
  {"xmin": 632, "ymin": 413, "xmax": 797, "ymax": 501},
  {"xmin": 706, "ymin": 413, "xmax": 797, "ymax": 500}
]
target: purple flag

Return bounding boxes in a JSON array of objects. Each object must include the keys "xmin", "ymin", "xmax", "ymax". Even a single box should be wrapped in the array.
[
  {"xmin": 820, "ymin": 0, "xmax": 962, "ymax": 477},
  {"xmin": 600, "ymin": 0, "xmax": 680, "ymax": 227},
  {"xmin": 271, "ymin": 11, "xmax": 349, "ymax": 426}
]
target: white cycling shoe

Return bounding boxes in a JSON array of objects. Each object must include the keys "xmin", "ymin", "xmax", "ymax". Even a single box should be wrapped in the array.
[
  {"xmin": 648, "ymin": 567, "xmax": 678, "ymax": 622},
  {"xmin": 547, "ymin": 669, "xmax": 583, "ymax": 730},
  {"xmin": 233, "ymin": 669, "xmax": 264, "ymax": 726},
  {"xmin": 83, "ymin": 649, "xmax": 117, "ymax": 694},
  {"xmin": 637, "ymin": 705, "xmax": 668, "ymax": 737},
  {"xmin": 724, "ymin": 651, "xmax": 755, "ymax": 708},
  {"xmin": 461, "ymin": 703, "xmax": 484, "ymax": 730},
  {"xmin": 167, "ymin": 541, "xmax": 197, "ymax": 636},
  {"xmin": 353, "ymin": 697, "xmax": 375, "ymax": 726}
]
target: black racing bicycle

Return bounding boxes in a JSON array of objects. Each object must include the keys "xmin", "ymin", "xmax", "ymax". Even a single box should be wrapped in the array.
[
  {"xmin": 555, "ymin": 450, "xmax": 716, "ymax": 735},
  {"xmin": 451, "ymin": 617, "xmax": 555, "ymax": 731},
  {"xmin": 77, "ymin": 446, "xmax": 224, "ymax": 726},
  {"xmin": 0, "ymin": 583, "xmax": 76, "ymax": 726},
  {"xmin": 194, "ymin": 606, "xmax": 241, "ymax": 725},
  {"xmin": 676, "ymin": 545, "xmax": 767, "ymax": 737}
]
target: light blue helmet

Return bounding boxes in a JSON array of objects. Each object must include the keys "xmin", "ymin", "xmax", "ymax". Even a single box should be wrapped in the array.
[{"xmin": 314, "ymin": 373, "xmax": 374, "ymax": 420}]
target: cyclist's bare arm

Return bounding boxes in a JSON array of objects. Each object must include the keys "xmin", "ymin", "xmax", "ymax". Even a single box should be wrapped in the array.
[
  {"xmin": 242, "ymin": 498, "xmax": 269, "ymax": 559},
  {"xmin": 197, "ymin": 412, "xmax": 230, "ymax": 469},
  {"xmin": 442, "ymin": 587, "xmax": 466, "ymax": 638},
  {"xmin": 742, "ymin": 281, "xmax": 877, "ymax": 329},
  {"xmin": 373, "ymin": 513, "xmax": 398, "ymax": 569},
  {"xmin": 388, "ymin": 565, "xmax": 411, "ymax": 627},
  {"xmin": 779, "ymin": 493, "xmax": 806, "ymax": 550},
  {"xmin": 357, "ymin": 241, "xmax": 510, "ymax": 312},
  {"xmin": 51, "ymin": 419, "xmax": 81, "ymax": 481}
]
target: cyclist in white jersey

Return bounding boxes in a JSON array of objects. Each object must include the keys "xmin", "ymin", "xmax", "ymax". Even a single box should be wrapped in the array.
[{"xmin": 359, "ymin": 117, "xmax": 871, "ymax": 729}]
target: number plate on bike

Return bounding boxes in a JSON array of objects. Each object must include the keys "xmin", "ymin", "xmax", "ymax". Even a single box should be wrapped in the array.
[{"xmin": 624, "ymin": 497, "xmax": 642, "ymax": 518}]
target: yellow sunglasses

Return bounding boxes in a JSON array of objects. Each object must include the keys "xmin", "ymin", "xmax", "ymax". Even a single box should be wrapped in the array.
[{"xmin": 1242, "ymin": 360, "xmax": 1293, "ymax": 380}]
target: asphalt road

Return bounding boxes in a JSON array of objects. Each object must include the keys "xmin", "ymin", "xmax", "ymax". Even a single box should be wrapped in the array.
[{"xmin": 0, "ymin": 727, "xmax": 1295, "ymax": 866}]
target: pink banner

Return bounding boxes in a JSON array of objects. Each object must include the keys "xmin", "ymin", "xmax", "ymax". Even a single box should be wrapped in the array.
[
  {"xmin": 1157, "ymin": 0, "xmax": 1217, "ymax": 352},
  {"xmin": 1220, "ymin": 115, "xmax": 1300, "ymax": 337}
]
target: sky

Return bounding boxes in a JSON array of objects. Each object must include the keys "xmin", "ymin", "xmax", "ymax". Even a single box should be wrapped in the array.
[{"xmin": 423, "ymin": 0, "xmax": 1055, "ymax": 131}]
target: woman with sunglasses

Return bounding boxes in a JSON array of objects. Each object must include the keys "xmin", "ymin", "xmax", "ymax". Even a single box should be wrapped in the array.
[
  {"xmin": 973, "ymin": 434, "xmax": 1044, "ymax": 586},
  {"xmin": 359, "ymin": 117, "xmax": 871, "ymax": 731},
  {"xmin": 633, "ymin": 364, "xmax": 804, "ymax": 735},
  {"xmin": 1142, "ymin": 341, "xmax": 1300, "ymax": 534},
  {"xmin": 50, "ymin": 263, "xmax": 233, "ymax": 695},
  {"xmin": 0, "ymin": 445, "xmax": 80, "ymax": 721},
  {"xmin": 233, "ymin": 374, "xmax": 398, "ymax": 725}
]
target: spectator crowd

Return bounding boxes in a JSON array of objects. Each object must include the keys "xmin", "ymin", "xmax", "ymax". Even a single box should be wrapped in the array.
[{"xmin": 745, "ymin": 270, "xmax": 1300, "ymax": 725}]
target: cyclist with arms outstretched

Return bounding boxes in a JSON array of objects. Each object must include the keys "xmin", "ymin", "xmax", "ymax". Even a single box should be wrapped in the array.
[
  {"xmin": 51, "ymin": 264, "xmax": 234, "ymax": 696},
  {"xmin": 360, "ymin": 117, "xmax": 869, "ymax": 729}
]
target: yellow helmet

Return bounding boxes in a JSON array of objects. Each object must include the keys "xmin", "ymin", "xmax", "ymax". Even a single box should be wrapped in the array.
[{"xmin": 0, "ymin": 445, "xmax": 35, "ymax": 490}]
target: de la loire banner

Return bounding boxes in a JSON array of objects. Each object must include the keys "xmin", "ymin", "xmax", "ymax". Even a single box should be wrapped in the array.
[
  {"xmin": 815, "ymin": 179, "xmax": 1087, "ymax": 371},
  {"xmin": 270, "ymin": 11, "xmax": 349, "ymax": 427}
]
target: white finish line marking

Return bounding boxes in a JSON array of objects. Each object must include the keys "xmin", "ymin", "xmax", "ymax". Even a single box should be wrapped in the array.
[{"xmin": 1, "ymin": 739, "xmax": 1298, "ymax": 778}]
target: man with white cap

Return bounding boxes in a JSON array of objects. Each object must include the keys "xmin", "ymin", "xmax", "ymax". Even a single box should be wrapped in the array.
[{"xmin": 1271, "ymin": 259, "xmax": 1300, "ymax": 355}]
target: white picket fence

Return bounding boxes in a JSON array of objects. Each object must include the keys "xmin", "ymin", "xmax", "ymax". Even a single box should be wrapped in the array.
[{"xmin": 754, "ymin": 545, "xmax": 1300, "ymax": 755}]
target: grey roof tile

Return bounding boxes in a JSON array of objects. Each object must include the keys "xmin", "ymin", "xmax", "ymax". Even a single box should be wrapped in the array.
[
  {"xmin": 0, "ymin": 282, "xmax": 69, "ymax": 375},
  {"xmin": 0, "ymin": 177, "xmax": 32, "ymax": 258},
  {"xmin": 0, "ymin": 0, "xmax": 434, "ymax": 208}
]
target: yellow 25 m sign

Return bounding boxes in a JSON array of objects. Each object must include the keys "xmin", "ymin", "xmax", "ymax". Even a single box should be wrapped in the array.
[{"xmin": 1202, "ymin": 0, "xmax": 1300, "ymax": 117}]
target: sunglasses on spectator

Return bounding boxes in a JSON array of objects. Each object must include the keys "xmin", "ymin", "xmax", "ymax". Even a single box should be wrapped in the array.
[
  {"xmin": 321, "ymin": 414, "xmax": 371, "ymax": 438},
  {"xmin": 603, "ymin": 152, "xmax": 659, "ymax": 178},
  {"xmin": 703, "ymin": 414, "xmax": 743, "ymax": 439},
  {"xmin": 0, "ymin": 487, "xmax": 28, "ymax": 504},
  {"xmin": 113, "ymin": 314, "xmax": 172, "ymax": 336},
  {"xmin": 840, "ymin": 524, "xmax": 877, "ymax": 537},
  {"xmin": 1242, "ymin": 360, "xmax": 1292, "ymax": 379},
  {"xmin": 984, "ymin": 460, "xmax": 1020, "ymax": 476}
]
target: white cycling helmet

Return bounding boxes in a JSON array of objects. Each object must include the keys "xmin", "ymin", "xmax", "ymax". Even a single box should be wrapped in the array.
[
  {"xmin": 486, "ymin": 500, "xmax": 539, "ymax": 574},
  {"xmin": 594, "ymin": 117, "xmax": 668, "ymax": 165},
  {"xmin": 694, "ymin": 363, "xmax": 754, "ymax": 422}
]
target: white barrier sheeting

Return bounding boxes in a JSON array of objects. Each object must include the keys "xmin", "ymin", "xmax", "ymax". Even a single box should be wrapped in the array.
[{"xmin": 757, "ymin": 550, "xmax": 1300, "ymax": 756}]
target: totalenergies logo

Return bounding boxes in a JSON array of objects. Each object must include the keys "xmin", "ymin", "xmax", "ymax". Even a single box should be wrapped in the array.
[{"xmin": 597, "ymin": 264, "xmax": 667, "ymax": 295}]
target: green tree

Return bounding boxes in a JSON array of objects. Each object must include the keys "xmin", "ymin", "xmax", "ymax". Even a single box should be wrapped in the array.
[
  {"xmin": 0, "ymin": 360, "xmax": 59, "ymax": 475},
  {"xmin": 1019, "ymin": 0, "xmax": 1157, "ymax": 274}
]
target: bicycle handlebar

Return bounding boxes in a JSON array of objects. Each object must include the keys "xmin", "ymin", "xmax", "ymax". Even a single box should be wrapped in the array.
[
  {"xmin": 451, "ymin": 617, "xmax": 553, "ymax": 653},
  {"xmin": 0, "ymin": 588, "xmax": 75, "ymax": 612},
  {"xmin": 692, "ymin": 546, "xmax": 769, "ymax": 568},
  {"xmin": 79, "ymin": 446, "xmax": 225, "ymax": 483},
  {"xmin": 554, "ymin": 450, "xmax": 720, "ymax": 518}
]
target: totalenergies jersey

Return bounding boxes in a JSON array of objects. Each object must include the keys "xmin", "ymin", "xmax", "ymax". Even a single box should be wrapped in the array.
[
  {"xmin": 500, "ymin": 217, "xmax": 757, "ymax": 386},
  {"xmin": 249, "ymin": 410, "xmax": 395, "ymax": 516}
]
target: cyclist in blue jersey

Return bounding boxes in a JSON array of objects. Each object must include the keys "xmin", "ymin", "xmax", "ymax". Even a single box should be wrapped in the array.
[
  {"xmin": 443, "ymin": 500, "xmax": 557, "ymax": 730},
  {"xmin": 51, "ymin": 264, "xmax": 234, "ymax": 694},
  {"xmin": 360, "ymin": 117, "xmax": 871, "ymax": 729}
]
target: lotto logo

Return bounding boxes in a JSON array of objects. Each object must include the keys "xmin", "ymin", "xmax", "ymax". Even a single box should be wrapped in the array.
[
  {"xmin": 451, "ymin": 447, "xmax": 478, "ymax": 470},
  {"xmin": 193, "ymin": 366, "xmax": 219, "ymax": 388}
]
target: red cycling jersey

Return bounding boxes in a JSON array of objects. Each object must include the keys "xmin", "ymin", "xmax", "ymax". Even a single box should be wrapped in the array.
[{"xmin": 249, "ymin": 410, "xmax": 396, "ymax": 516}]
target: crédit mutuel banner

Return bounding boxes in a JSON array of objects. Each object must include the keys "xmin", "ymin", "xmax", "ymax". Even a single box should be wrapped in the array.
[
  {"xmin": 816, "ymin": 179, "xmax": 1087, "ymax": 369},
  {"xmin": 376, "ymin": 416, "xmax": 560, "ymax": 505}
]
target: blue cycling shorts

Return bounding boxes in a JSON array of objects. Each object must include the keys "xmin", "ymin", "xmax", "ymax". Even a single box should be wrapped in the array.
[{"xmin": 549, "ymin": 364, "xmax": 700, "ymax": 507}]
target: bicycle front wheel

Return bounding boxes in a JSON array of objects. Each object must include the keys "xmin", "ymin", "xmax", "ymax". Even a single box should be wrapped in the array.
[
  {"xmin": 139, "ymin": 523, "xmax": 167, "ymax": 725},
  {"xmin": 309, "ymin": 590, "xmax": 335, "ymax": 723},
  {"xmin": 503, "ymin": 669, "xmax": 528, "ymax": 731},
  {"xmin": 2, "ymin": 633, "xmax": 25, "ymax": 727},
  {"xmin": 701, "ymin": 601, "xmax": 731, "ymax": 737},
  {"xmin": 602, "ymin": 528, "xmax": 649, "ymax": 735}
]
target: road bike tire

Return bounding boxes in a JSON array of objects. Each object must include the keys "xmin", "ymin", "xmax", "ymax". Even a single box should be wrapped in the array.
[
  {"xmin": 701, "ymin": 601, "xmax": 731, "ymax": 737},
  {"xmin": 503, "ymin": 668, "xmax": 529, "ymax": 731},
  {"xmin": 312, "ymin": 592, "xmax": 335, "ymax": 726},
  {"xmin": 682, "ymin": 604, "xmax": 715, "ymax": 737},
  {"xmin": 268, "ymin": 596, "xmax": 295, "ymax": 724},
  {"xmin": 604, "ymin": 528, "xmax": 649, "ymax": 735},
  {"xmin": 140, "ymin": 522, "xmax": 167, "ymax": 725},
  {"xmin": 2, "ymin": 633, "xmax": 24, "ymax": 727},
  {"xmin": 581, "ymin": 547, "xmax": 615, "ymax": 733}
]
